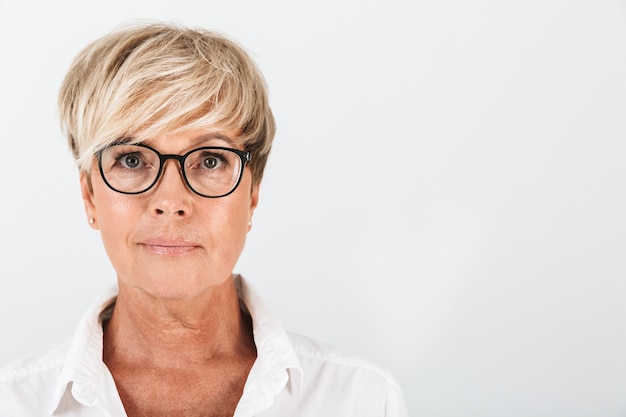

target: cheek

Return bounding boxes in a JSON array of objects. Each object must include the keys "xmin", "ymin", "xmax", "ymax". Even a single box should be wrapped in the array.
[
  {"xmin": 92, "ymin": 186, "xmax": 142, "ymax": 248},
  {"xmin": 96, "ymin": 192, "xmax": 140, "ymax": 225},
  {"xmin": 209, "ymin": 197, "xmax": 251, "ymax": 248},
  {"xmin": 91, "ymin": 174, "xmax": 137, "ymax": 217},
  {"xmin": 204, "ymin": 183, "xmax": 254, "ymax": 258}
]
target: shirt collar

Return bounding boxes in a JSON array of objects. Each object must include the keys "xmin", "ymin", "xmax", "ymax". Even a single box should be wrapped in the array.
[
  {"xmin": 233, "ymin": 275, "xmax": 303, "ymax": 415},
  {"xmin": 49, "ymin": 276, "xmax": 302, "ymax": 415},
  {"xmin": 50, "ymin": 284, "xmax": 118, "ymax": 414},
  {"xmin": 237, "ymin": 275, "xmax": 303, "ymax": 385}
]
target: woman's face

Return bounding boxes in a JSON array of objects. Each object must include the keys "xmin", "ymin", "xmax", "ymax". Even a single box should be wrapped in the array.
[{"xmin": 80, "ymin": 127, "xmax": 258, "ymax": 300}]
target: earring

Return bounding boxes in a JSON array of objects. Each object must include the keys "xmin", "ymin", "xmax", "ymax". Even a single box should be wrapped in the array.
[
  {"xmin": 248, "ymin": 220, "xmax": 252, "ymax": 228},
  {"xmin": 88, "ymin": 218, "xmax": 95, "ymax": 224}
]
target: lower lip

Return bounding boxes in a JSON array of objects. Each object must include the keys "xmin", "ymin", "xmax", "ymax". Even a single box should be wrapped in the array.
[{"xmin": 142, "ymin": 244, "xmax": 198, "ymax": 256}]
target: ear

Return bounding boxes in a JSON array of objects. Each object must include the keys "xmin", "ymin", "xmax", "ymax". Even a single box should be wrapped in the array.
[
  {"xmin": 80, "ymin": 172, "xmax": 99, "ymax": 230},
  {"xmin": 246, "ymin": 182, "xmax": 260, "ymax": 234},
  {"xmin": 249, "ymin": 182, "xmax": 260, "ymax": 215}
]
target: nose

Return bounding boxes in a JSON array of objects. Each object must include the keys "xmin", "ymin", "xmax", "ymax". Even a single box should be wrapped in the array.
[{"xmin": 148, "ymin": 160, "xmax": 193, "ymax": 218}]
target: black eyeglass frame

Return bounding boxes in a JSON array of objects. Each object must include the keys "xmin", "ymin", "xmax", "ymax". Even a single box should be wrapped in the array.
[{"xmin": 96, "ymin": 143, "xmax": 252, "ymax": 198}]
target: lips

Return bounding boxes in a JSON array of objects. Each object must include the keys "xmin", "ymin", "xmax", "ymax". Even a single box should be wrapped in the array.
[{"xmin": 139, "ymin": 237, "xmax": 200, "ymax": 256}]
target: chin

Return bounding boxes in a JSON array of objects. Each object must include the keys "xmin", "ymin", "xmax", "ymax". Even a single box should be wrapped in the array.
[{"xmin": 131, "ymin": 271, "xmax": 230, "ymax": 300}]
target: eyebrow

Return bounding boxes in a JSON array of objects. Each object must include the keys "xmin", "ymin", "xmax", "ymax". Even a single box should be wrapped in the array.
[
  {"xmin": 191, "ymin": 133, "xmax": 235, "ymax": 147},
  {"xmin": 108, "ymin": 132, "xmax": 236, "ymax": 151}
]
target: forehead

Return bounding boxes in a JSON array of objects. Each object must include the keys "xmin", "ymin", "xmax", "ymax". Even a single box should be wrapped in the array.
[{"xmin": 130, "ymin": 128, "xmax": 243, "ymax": 152}]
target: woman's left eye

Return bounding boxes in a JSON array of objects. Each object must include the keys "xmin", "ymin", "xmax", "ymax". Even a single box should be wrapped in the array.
[
  {"xmin": 122, "ymin": 154, "xmax": 142, "ymax": 169},
  {"xmin": 202, "ymin": 156, "xmax": 223, "ymax": 169}
]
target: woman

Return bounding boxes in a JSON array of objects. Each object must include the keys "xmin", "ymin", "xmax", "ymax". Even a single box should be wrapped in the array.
[{"xmin": 0, "ymin": 21, "xmax": 408, "ymax": 416}]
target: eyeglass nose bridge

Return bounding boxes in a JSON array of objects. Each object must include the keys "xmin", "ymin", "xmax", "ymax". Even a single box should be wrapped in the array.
[{"xmin": 154, "ymin": 153, "xmax": 193, "ymax": 190}]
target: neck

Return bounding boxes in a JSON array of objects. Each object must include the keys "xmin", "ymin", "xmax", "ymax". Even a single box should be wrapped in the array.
[{"xmin": 103, "ymin": 277, "xmax": 256, "ymax": 370}]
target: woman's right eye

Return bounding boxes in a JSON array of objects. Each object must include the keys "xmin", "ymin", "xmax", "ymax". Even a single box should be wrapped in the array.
[
  {"xmin": 115, "ymin": 153, "xmax": 144, "ymax": 169},
  {"xmin": 121, "ymin": 154, "xmax": 141, "ymax": 168}
]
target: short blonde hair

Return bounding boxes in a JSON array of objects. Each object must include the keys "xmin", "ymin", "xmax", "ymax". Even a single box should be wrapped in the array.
[{"xmin": 59, "ymin": 21, "xmax": 275, "ymax": 184}]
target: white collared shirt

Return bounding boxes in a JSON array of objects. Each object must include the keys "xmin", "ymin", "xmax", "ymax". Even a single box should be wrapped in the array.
[{"xmin": 0, "ymin": 276, "xmax": 408, "ymax": 416}]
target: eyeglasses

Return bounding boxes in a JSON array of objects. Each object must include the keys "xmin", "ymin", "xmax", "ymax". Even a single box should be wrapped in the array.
[{"xmin": 96, "ymin": 143, "xmax": 251, "ymax": 198}]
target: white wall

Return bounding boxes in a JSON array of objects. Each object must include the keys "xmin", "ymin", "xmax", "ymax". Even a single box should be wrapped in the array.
[{"xmin": 1, "ymin": 1, "xmax": 626, "ymax": 415}]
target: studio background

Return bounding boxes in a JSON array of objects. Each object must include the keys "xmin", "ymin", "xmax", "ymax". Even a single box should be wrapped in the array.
[{"xmin": 1, "ymin": 1, "xmax": 626, "ymax": 416}]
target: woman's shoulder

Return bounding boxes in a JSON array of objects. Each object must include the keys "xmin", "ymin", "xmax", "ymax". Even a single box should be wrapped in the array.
[
  {"xmin": 0, "ymin": 341, "xmax": 70, "ymax": 415},
  {"xmin": 281, "ymin": 331, "xmax": 408, "ymax": 416},
  {"xmin": 0, "ymin": 341, "xmax": 69, "ymax": 384},
  {"xmin": 286, "ymin": 331, "xmax": 398, "ymax": 383}
]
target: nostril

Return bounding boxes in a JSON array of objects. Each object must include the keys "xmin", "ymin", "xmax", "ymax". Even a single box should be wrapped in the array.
[{"xmin": 153, "ymin": 208, "xmax": 186, "ymax": 216}]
